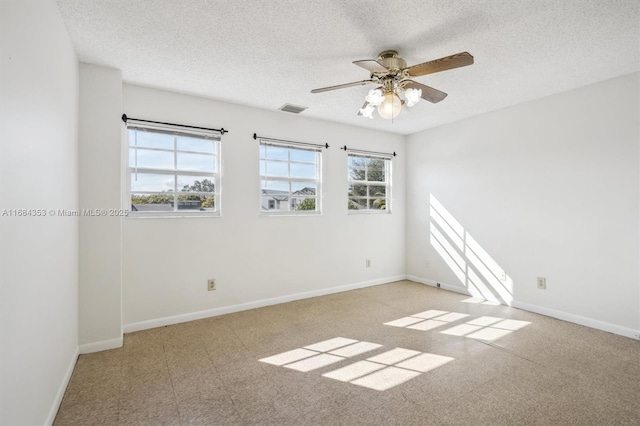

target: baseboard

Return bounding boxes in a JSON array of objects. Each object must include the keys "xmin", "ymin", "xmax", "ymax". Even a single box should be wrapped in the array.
[
  {"xmin": 406, "ymin": 275, "xmax": 472, "ymax": 297},
  {"xmin": 79, "ymin": 336, "xmax": 123, "ymax": 354},
  {"xmin": 124, "ymin": 275, "xmax": 407, "ymax": 333},
  {"xmin": 406, "ymin": 275, "xmax": 639, "ymax": 340},
  {"xmin": 45, "ymin": 346, "xmax": 79, "ymax": 426},
  {"xmin": 512, "ymin": 300, "xmax": 640, "ymax": 340}
]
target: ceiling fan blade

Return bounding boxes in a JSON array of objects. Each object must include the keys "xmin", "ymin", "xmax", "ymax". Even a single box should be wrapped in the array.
[
  {"xmin": 405, "ymin": 52, "xmax": 474, "ymax": 77},
  {"xmin": 353, "ymin": 60, "xmax": 388, "ymax": 74},
  {"xmin": 403, "ymin": 81, "xmax": 448, "ymax": 103},
  {"xmin": 311, "ymin": 80, "xmax": 374, "ymax": 93}
]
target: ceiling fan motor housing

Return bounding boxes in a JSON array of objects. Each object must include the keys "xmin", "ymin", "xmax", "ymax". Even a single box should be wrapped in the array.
[{"xmin": 377, "ymin": 50, "xmax": 407, "ymax": 70}]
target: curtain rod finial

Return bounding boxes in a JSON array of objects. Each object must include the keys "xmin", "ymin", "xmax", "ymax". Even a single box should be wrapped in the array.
[{"xmin": 121, "ymin": 114, "xmax": 127, "ymax": 123}]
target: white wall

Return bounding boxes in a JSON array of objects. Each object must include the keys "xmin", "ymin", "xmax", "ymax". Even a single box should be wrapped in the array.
[
  {"xmin": 406, "ymin": 72, "xmax": 640, "ymax": 337},
  {"xmin": 78, "ymin": 64, "xmax": 123, "ymax": 352},
  {"xmin": 0, "ymin": 1, "xmax": 79, "ymax": 425},
  {"xmin": 121, "ymin": 85, "xmax": 406, "ymax": 328}
]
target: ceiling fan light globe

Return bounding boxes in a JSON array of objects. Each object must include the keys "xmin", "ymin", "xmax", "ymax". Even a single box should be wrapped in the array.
[
  {"xmin": 404, "ymin": 88, "xmax": 422, "ymax": 107},
  {"xmin": 365, "ymin": 89, "xmax": 384, "ymax": 106},
  {"xmin": 378, "ymin": 92, "xmax": 402, "ymax": 120}
]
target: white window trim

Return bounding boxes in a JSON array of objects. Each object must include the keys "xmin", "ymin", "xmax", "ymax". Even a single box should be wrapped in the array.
[
  {"xmin": 124, "ymin": 122, "xmax": 223, "ymax": 218},
  {"xmin": 347, "ymin": 151, "xmax": 392, "ymax": 214},
  {"xmin": 259, "ymin": 139, "xmax": 323, "ymax": 216}
]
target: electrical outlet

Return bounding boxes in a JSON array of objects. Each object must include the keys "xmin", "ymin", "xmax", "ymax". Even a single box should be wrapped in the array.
[
  {"xmin": 537, "ymin": 277, "xmax": 546, "ymax": 290},
  {"xmin": 208, "ymin": 279, "xmax": 216, "ymax": 291},
  {"xmin": 499, "ymin": 271, "xmax": 507, "ymax": 281},
  {"xmin": 365, "ymin": 259, "xmax": 371, "ymax": 268},
  {"xmin": 425, "ymin": 261, "xmax": 430, "ymax": 268},
  {"xmin": 436, "ymin": 283, "xmax": 441, "ymax": 288}
]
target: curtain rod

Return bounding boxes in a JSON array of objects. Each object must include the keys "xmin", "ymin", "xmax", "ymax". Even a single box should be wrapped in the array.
[
  {"xmin": 121, "ymin": 114, "xmax": 228, "ymax": 134},
  {"xmin": 253, "ymin": 133, "xmax": 328, "ymax": 149},
  {"xmin": 341, "ymin": 145, "xmax": 397, "ymax": 158}
]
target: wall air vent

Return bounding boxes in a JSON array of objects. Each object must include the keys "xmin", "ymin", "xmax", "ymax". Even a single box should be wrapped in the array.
[{"xmin": 279, "ymin": 104, "xmax": 308, "ymax": 114}]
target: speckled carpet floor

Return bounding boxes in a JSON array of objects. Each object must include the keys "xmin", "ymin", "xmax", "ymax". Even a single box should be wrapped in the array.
[{"xmin": 54, "ymin": 280, "xmax": 639, "ymax": 425}]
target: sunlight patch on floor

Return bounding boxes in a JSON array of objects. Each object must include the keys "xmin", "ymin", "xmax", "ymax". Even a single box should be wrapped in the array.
[
  {"xmin": 260, "ymin": 337, "xmax": 382, "ymax": 372},
  {"xmin": 384, "ymin": 310, "xmax": 532, "ymax": 343},
  {"xmin": 460, "ymin": 297, "xmax": 501, "ymax": 305},
  {"xmin": 440, "ymin": 317, "xmax": 531, "ymax": 341},
  {"xmin": 260, "ymin": 339, "xmax": 454, "ymax": 391},
  {"xmin": 384, "ymin": 310, "xmax": 470, "ymax": 332},
  {"xmin": 325, "ymin": 348, "xmax": 454, "ymax": 391}
]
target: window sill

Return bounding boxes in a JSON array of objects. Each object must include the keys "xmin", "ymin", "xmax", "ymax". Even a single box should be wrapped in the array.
[
  {"xmin": 259, "ymin": 211, "xmax": 321, "ymax": 217},
  {"xmin": 347, "ymin": 210, "xmax": 391, "ymax": 215},
  {"xmin": 127, "ymin": 212, "xmax": 221, "ymax": 219}
]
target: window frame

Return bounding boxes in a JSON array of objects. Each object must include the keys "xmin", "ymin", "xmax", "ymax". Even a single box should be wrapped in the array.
[
  {"xmin": 258, "ymin": 139, "xmax": 323, "ymax": 216},
  {"xmin": 347, "ymin": 152, "xmax": 392, "ymax": 214},
  {"xmin": 125, "ymin": 123, "xmax": 222, "ymax": 218}
]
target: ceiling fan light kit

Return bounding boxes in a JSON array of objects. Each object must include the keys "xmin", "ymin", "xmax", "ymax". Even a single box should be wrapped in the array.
[
  {"xmin": 311, "ymin": 50, "xmax": 474, "ymax": 121},
  {"xmin": 404, "ymin": 88, "xmax": 422, "ymax": 107},
  {"xmin": 378, "ymin": 91, "xmax": 402, "ymax": 120},
  {"xmin": 360, "ymin": 87, "xmax": 422, "ymax": 119}
]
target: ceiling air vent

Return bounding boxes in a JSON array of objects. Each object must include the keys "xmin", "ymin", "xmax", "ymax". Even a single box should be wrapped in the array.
[{"xmin": 279, "ymin": 104, "xmax": 307, "ymax": 114}]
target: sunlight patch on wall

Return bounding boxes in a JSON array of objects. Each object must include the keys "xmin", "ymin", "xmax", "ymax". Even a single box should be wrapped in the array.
[{"xmin": 430, "ymin": 194, "xmax": 514, "ymax": 305}]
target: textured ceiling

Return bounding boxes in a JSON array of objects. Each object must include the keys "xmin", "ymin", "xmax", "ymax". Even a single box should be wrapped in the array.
[{"xmin": 57, "ymin": 0, "xmax": 639, "ymax": 135}]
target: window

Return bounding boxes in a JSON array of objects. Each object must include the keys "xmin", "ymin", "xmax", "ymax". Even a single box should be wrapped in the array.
[
  {"xmin": 259, "ymin": 140, "xmax": 322, "ymax": 214},
  {"xmin": 347, "ymin": 153, "xmax": 391, "ymax": 212},
  {"xmin": 127, "ymin": 124, "xmax": 221, "ymax": 216}
]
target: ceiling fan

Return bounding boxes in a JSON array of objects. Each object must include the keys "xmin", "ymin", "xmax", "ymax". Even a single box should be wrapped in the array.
[{"xmin": 311, "ymin": 50, "xmax": 473, "ymax": 120}]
